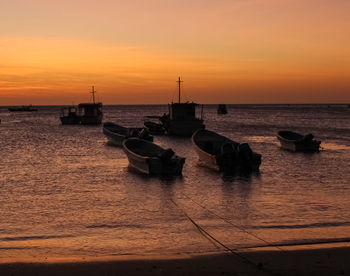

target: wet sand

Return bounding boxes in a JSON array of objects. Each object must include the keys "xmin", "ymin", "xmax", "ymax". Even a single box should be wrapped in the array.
[{"xmin": 0, "ymin": 245, "xmax": 349, "ymax": 276}]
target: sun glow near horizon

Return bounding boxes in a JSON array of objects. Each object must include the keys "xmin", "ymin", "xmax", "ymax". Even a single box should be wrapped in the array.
[{"xmin": 1, "ymin": 0, "xmax": 349, "ymax": 105}]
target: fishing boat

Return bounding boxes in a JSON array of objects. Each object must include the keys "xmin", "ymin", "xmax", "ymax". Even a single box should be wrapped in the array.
[
  {"xmin": 103, "ymin": 122, "xmax": 153, "ymax": 147},
  {"xmin": 122, "ymin": 138, "xmax": 185, "ymax": 175},
  {"xmin": 192, "ymin": 129, "xmax": 262, "ymax": 172},
  {"xmin": 60, "ymin": 86, "xmax": 103, "ymax": 125},
  {"xmin": 217, "ymin": 104, "xmax": 228, "ymax": 114},
  {"xmin": 277, "ymin": 130, "xmax": 321, "ymax": 152},
  {"xmin": 143, "ymin": 116, "xmax": 165, "ymax": 135},
  {"xmin": 144, "ymin": 77, "xmax": 205, "ymax": 136},
  {"xmin": 60, "ymin": 106, "xmax": 80, "ymax": 125},
  {"xmin": 8, "ymin": 105, "xmax": 38, "ymax": 112}
]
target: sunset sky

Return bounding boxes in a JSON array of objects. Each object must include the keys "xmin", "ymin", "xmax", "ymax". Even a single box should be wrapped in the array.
[{"xmin": 1, "ymin": 0, "xmax": 349, "ymax": 104}]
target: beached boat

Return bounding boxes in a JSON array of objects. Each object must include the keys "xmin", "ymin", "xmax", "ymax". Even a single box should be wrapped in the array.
[
  {"xmin": 144, "ymin": 77, "xmax": 205, "ymax": 136},
  {"xmin": 103, "ymin": 122, "xmax": 153, "ymax": 146},
  {"xmin": 192, "ymin": 129, "xmax": 262, "ymax": 172},
  {"xmin": 277, "ymin": 130, "xmax": 321, "ymax": 152},
  {"xmin": 217, "ymin": 104, "xmax": 228, "ymax": 114},
  {"xmin": 8, "ymin": 105, "xmax": 38, "ymax": 112},
  {"xmin": 60, "ymin": 86, "xmax": 103, "ymax": 125},
  {"xmin": 122, "ymin": 138, "xmax": 185, "ymax": 175}
]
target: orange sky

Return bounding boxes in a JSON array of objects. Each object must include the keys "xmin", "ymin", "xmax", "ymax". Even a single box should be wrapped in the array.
[{"xmin": 0, "ymin": 0, "xmax": 349, "ymax": 104}]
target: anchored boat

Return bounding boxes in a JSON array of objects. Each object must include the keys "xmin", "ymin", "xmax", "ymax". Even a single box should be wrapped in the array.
[
  {"xmin": 144, "ymin": 77, "xmax": 205, "ymax": 136},
  {"xmin": 122, "ymin": 138, "xmax": 185, "ymax": 175},
  {"xmin": 60, "ymin": 86, "xmax": 103, "ymax": 125},
  {"xmin": 192, "ymin": 129, "xmax": 261, "ymax": 172},
  {"xmin": 8, "ymin": 105, "xmax": 38, "ymax": 112},
  {"xmin": 103, "ymin": 122, "xmax": 153, "ymax": 147},
  {"xmin": 217, "ymin": 104, "xmax": 228, "ymax": 114},
  {"xmin": 277, "ymin": 130, "xmax": 321, "ymax": 152}
]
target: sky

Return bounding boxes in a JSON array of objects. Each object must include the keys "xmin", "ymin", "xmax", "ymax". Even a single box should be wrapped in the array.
[{"xmin": 0, "ymin": 0, "xmax": 349, "ymax": 104}]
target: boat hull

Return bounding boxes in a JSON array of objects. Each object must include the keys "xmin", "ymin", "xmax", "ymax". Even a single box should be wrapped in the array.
[
  {"xmin": 122, "ymin": 138, "xmax": 185, "ymax": 175},
  {"xmin": 166, "ymin": 119, "xmax": 205, "ymax": 136},
  {"xmin": 60, "ymin": 116, "xmax": 80, "ymax": 125},
  {"xmin": 103, "ymin": 123, "xmax": 153, "ymax": 147},
  {"xmin": 80, "ymin": 115, "xmax": 103, "ymax": 125},
  {"xmin": 277, "ymin": 131, "xmax": 321, "ymax": 152},
  {"xmin": 192, "ymin": 129, "xmax": 261, "ymax": 173}
]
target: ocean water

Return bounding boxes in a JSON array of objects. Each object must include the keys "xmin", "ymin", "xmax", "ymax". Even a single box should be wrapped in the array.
[{"xmin": 0, "ymin": 104, "xmax": 350, "ymax": 262}]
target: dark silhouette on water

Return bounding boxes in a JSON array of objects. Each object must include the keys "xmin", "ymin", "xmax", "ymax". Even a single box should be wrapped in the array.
[
  {"xmin": 192, "ymin": 129, "xmax": 262, "ymax": 173},
  {"xmin": 60, "ymin": 86, "xmax": 103, "ymax": 125},
  {"xmin": 60, "ymin": 106, "xmax": 80, "ymax": 124},
  {"xmin": 8, "ymin": 105, "xmax": 38, "ymax": 112},
  {"xmin": 122, "ymin": 138, "xmax": 185, "ymax": 175},
  {"xmin": 144, "ymin": 77, "xmax": 205, "ymax": 136},
  {"xmin": 217, "ymin": 104, "xmax": 228, "ymax": 114},
  {"xmin": 277, "ymin": 130, "xmax": 321, "ymax": 152},
  {"xmin": 103, "ymin": 122, "xmax": 153, "ymax": 147}
]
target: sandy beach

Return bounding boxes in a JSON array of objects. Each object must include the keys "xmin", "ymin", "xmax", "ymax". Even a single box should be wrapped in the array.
[{"xmin": 1, "ymin": 244, "xmax": 349, "ymax": 276}]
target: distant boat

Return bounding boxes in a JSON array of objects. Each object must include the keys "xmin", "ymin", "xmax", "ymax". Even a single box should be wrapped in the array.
[
  {"xmin": 103, "ymin": 122, "xmax": 153, "ymax": 147},
  {"xmin": 277, "ymin": 130, "xmax": 321, "ymax": 152},
  {"xmin": 60, "ymin": 106, "xmax": 80, "ymax": 125},
  {"xmin": 122, "ymin": 138, "xmax": 185, "ymax": 175},
  {"xmin": 78, "ymin": 102, "xmax": 103, "ymax": 125},
  {"xmin": 144, "ymin": 77, "xmax": 205, "ymax": 136},
  {"xmin": 217, "ymin": 104, "xmax": 228, "ymax": 114},
  {"xmin": 8, "ymin": 105, "xmax": 38, "ymax": 112},
  {"xmin": 192, "ymin": 129, "xmax": 262, "ymax": 172},
  {"xmin": 60, "ymin": 86, "xmax": 103, "ymax": 125}
]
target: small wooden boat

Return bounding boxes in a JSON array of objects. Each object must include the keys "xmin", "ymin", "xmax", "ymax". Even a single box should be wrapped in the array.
[
  {"xmin": 192, "ymin": 129, "xmax": 261, "ymax": 172},
  {"xmin": 277, "ymin": 131, "xmax": 321, "ymax": 152},
  {"xmin": 103, "ymin": 122, "xmax": 153, "ymax": 147},
  {"xmin": 144, "ymin": 116, "xmax": 165, "ymax": 135},
  {"xmin": 60, "ymin": 86, "xmax": 103, "ymax": 125},
  {"xmin": 122, "ymin": 138, "xmax": 185, "ymax": 175},
  {"xmin": 217, "ymin": 104, "xmax": 228, "ymax": 114}
]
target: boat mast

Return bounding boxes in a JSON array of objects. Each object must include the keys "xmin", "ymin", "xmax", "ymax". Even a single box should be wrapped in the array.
[
  {"xmin": 91, "ymin": 86, "xmax": 96, "ymax": 103},
  {"xmin": 176, "ymin": 77, "xmax": 183, "ymax": 103}
]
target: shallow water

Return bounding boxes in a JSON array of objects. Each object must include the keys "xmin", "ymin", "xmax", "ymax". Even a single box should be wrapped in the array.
[{"xmin": 0, "ymin": 104, "xmax": 350, "ymax": 261}]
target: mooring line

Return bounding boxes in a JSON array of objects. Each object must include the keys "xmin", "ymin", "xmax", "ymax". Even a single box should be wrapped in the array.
[
  {"xmin": 181, "ymin": 193, "xmax": 288, "ymax": 254},
  {"xmin": 169, "ymin": 198, "xmax": 264, "ymax": 271}
]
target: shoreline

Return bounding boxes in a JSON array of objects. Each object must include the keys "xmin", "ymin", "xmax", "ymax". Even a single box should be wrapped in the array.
[{"xmin": 1, "ymin": 244, "xmax": 349, "ymax": 275}]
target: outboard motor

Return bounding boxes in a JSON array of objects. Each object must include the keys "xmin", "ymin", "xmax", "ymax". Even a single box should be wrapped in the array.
[
  {"xmin": 303, "ymin": 133, "xmax": 314, "ymax": 142},
  {"xmin": 238, "ymin": 143, "xmax": 253, "ymax": 162},
  {"xmin": 219, "ymin": 142, "xmax": 238, "ymax": 170},
  {"xmin": 159, "ymin": 148, "xmax": 174, "ymax": 162}
]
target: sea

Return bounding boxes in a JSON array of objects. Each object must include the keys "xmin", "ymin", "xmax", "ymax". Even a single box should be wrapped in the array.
[{"xmin": 0, "ymin": 104, "xmax": 350, "ymax": 262}]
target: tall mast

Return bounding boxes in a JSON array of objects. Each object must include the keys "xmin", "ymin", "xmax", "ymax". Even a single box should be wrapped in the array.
[
  {"xmin": 176, "ymin": 77, "xmax": 183, "ymax": 103},
  {"xmin": 91, "ymin": 86, "xmax": 96, "ymax": 103}
]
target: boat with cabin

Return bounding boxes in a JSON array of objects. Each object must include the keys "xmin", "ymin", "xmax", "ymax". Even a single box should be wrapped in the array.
[
  {"xmin": 277, "ymin": 130, "xmax": 321, "ymax": 152},
  {"xmin": 60, "ymin": 106, "xmax": 80, "ymax": 125},
  {"xmin": 60, "ymin": 86, "xmax": 103, "ymax": 125},
  {"xmin": 103, "ymin": 122, "xmax": 153, "ymax": 147},
  {"xmin": 192, "ymin": 129, "xmax": 262, "ymax": 173},
  {"xmin": 144, "ymin": 77, "xmax": 204, "ymax": 136},
  {"xmin": 122, "ymin": 138, "xmax": 185, "ymax": 175}
]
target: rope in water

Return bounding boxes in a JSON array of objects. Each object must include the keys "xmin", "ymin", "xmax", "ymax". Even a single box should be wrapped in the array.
[
  {"xmin": 169, "ymin": 198, "xmax": 265, "ymax": 272},
  {"xmin": 181, "ymin": 193, "xmax": 288, "ymax": 254}
]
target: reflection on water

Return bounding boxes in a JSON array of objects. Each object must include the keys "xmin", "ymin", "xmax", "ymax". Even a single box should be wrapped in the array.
[{"xmin": 0, "ymin": 104, "xmax": 350, "ymax": 262}]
